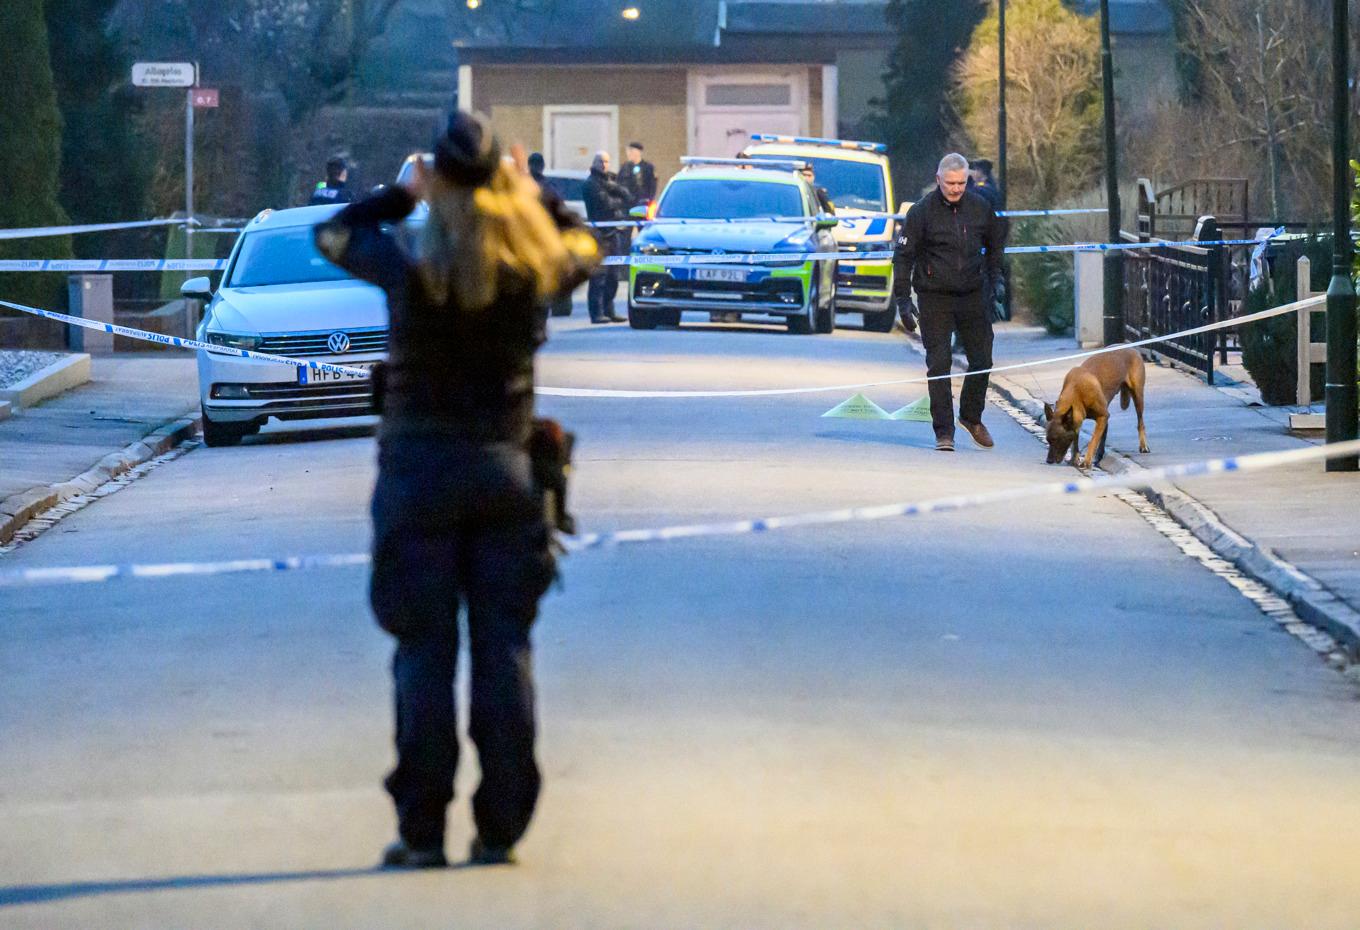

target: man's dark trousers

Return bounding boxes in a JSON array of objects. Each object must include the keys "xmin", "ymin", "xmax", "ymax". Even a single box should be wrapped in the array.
[
  {"xmin": 919, "ymin": 290, "xmax": 994, "ymax": 438},
  {"xmin": 587, "ymin": 231, "xmax": 624, "ymax": 321}
]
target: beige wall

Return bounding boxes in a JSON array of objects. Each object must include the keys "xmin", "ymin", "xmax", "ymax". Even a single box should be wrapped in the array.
[
  {"xmin": 472, "ymin": 66, "xmax": 689, "ymax": 188},
  {"xmin": 807, "ymin": 66, "xmax": 822, "ymax": 140}
]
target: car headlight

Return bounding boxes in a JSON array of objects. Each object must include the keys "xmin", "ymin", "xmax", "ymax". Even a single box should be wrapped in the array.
[
  {"xmin": 636, "ymin": 242, "xmax": 670, "ymax": 256},
  {"xmin": 206, "ymin": 331, "xmax": 263, "ymax": 351},
  {"xmin": 846, "ymin": 240, "xmax": 894, "ymax": 254}
]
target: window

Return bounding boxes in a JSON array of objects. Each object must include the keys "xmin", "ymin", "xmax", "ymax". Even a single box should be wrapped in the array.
[
  {"xmin": 656, "ymin": 179, "xmax": 803, "ymax": 219},
  {"xmin": 704, "ymin": 83, "xmax": 792, "ymax": 107},
  {"xmin": 746, "ymin": 154, "xmax": 888, "ymax": 213},
  {"xmin": 227, "ymin": 228, "xmax": 354, "ymax": 288}
]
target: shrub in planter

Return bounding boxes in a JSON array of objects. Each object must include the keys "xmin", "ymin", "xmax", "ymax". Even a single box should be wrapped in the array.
[
  {"xmin": 1240, "ymin": 237, "xmax": 1331, "ymax": 405},
  {"xmin": 1014, "ymin": 219, "xmax": 1075, "ymax": 335}
]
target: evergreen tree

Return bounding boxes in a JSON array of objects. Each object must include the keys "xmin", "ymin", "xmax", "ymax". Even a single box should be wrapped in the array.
[
  {"xmin": 0, "ymin": 0, "xmax": 72, "ymax": 314},
  {"xmin": 45, "ymin": 0, "xmax": 149, "ymax": 239},
  {"xmin": 869, "ymin": 0, "xmax": 987, "ymax": 201}
]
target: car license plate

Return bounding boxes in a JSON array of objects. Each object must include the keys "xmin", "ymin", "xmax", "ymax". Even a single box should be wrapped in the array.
[
  {"xmin": 695, "ymin": 268, "xmax": 746, "ymax": 283},
  {"xmin": 299, "ymin": 361, "xmax": 375, "ymax": 385}
]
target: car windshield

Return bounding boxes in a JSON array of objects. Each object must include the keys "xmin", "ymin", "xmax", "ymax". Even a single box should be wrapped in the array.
[
  {"xmin": 746, "ymin": 154, "xmax": 887, "ymax": 212},
  {"xmin": 543, "ymin": 175, "xmax": 585, "ymax": 201},
  {"xmin": 226, "ymin": 227, "xmax": 353, "ymax": 288},
  {"xmin": 656, "ymin": 178, "xmax": 803, "ymax": 219}
]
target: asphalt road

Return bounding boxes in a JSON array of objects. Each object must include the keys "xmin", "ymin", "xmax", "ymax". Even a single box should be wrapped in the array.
[{"xmin": 2, "ymin": 312, "xmax": 1359, "ymax": 929}]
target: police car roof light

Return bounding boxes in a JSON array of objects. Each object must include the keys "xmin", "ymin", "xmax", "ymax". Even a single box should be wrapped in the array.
[
  {"xmin": 747, "ymin": 133, "xmax": 888, "ymax": 154},
  {"xmin": 249, "ymin": 209, "xmax": 274, "ymax": 225},
  {"xmin": 679, "ymin": 156, "xmax": 807, "ymax": 171}
]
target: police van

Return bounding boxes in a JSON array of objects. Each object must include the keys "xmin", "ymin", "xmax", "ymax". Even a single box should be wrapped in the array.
[{"xmin": 740, "ymin": 134, "xmax": 908, "ymax": 332}]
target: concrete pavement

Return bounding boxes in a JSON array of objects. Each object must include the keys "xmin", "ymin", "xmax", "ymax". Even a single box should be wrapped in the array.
[
  {"xmin": 979, "ymin": 323, "xmax": 1360, "ymax": 654},
  {"xmin": 2, "ymin": 313, "xmax": 1360, "ymax": 928}
]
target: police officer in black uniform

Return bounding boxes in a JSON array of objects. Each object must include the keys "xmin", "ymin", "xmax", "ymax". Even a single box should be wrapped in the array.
[
  {"xmin": 582, "ymin": 150, "xmax": 631, "ymax": 323},
  {"xmin": 621, "ymin": 141, "xmax": 657, "ymax": 207},
  {"xmin": 893, "ymin": 152, "xmax": 1007, "ymax": 452},
  {"xmin": 309, "ymin": 155, "xmax": 354, "ymax": 206},
  {"xmin": 314, "ymin": 112, "xmax": 597, "ymax": 869}
]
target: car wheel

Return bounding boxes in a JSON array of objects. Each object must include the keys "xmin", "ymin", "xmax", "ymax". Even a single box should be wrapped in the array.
[
  {"xmin": 657, "ymin": 308, "xmax": 681, "ymax": 327},
  {"xmin": 863, "ymin": 307, "xmax": 896, "ymax": 332},
  {"xmin": 200, "ymin": 407, "xmax": 251, "ymax": 447},
  {"xmin": 628, "ymin": 303, "xmax": 658, "ymax": 330}
]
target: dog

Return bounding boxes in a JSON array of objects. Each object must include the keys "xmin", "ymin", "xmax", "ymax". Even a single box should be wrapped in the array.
[{"xmin": 1043, "ymin": 347, "xmax": 1149, "ymax": 469}]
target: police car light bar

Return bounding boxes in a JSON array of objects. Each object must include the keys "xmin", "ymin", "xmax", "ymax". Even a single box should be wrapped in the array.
[
  {"xmin": 747, "ymin": 133, "xmax": 888, "ymax": 154},
  {"xmin": 679, "ymin": 156, "xmax": 808, "ymax": 171}
]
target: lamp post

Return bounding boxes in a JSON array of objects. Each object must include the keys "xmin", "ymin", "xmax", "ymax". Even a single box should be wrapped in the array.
[
  {"xmin": 1326, "ymin": 0, "xmax": 1358, "ymax": 470},
  {"xmin": 1098, "ymin": 0, "xmax": 1123, "ymax": 346},
  {"xmin": 997, "ymin": 0, "xmax": 1007, "ymax": 203}
]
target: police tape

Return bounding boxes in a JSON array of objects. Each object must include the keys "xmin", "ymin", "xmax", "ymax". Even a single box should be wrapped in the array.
[
  {"xmin": 0, "ymin": 218, "xmax": 196, "ymax": 241},
  {"xmin": 3, "ymin": 438, "xmax": 1357, "ymax": 588},
  {"xmin": 0, "ymin": 231, "xmax": 1283, "ymax": 274},
  {"xmin": 0, "ymin": 290, "xmax": 1325, "ymax": 396},
  {"xmin": 0, "ymin": 298, "xmax": 373, "ymax": 379},
  {"xmin": 535, "ymin": 293, "xmax": 1323, "ymax": 398},
  {"xmin": 586, "ymin": 207, "xmax": 1109, "ymax": 228},
  {"xmin": 0, "ymin": 259, "xmax": 228, "ymax": 273}
]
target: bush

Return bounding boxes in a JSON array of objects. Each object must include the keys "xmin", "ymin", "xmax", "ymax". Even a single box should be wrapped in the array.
[
  {"xmin": 1239, "ymin": 237, "xmax": 1331, "ymax": 405},
  {"xmin": 1013, "ymin": 219, "xmax": 1075, "ymax": 334}
]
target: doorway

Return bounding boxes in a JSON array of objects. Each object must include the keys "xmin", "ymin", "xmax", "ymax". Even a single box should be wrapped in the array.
[{"xmin": 544, "ymin": 105, "xmax": 619, "ymax": 171}]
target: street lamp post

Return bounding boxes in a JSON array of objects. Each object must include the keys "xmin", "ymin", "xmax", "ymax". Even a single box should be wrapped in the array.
[
  {"xmin": 1326, "ymin": 0, "xmax": 1358, "ymax": 470},
  {"xmin": 997, "ymin": 0, "xmax": 1007, "ymax": 203},
  {"xmin": 1098, "ymin": 0, "xmax": 1123, "ymax": 347}
]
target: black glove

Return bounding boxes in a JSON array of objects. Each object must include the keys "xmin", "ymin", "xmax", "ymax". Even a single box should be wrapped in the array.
[
  {"xmin": 896, "ymin": 294, "xmax": 918, "ymax": 326},
  {"xmin": 991, "ymin": 276, "xmax": 1007, "ymax": 322}
]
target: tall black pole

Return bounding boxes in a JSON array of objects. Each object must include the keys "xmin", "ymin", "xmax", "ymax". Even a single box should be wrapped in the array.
[
  {"xmin": 997, "ymin": 0, "xmax": 1007, "ymax": 204},
  {"xmin": 1326, "ymin": 0, "xmax": 1358, "ymax": 470},
  {"xmin": 1099, "ymin": 0, "xmax": 1124, "ymax": 346}
]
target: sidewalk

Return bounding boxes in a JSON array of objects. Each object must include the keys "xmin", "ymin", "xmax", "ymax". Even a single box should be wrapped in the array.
[
  {"xmin": 0, "ymin": 355, "xmax": 198, "ymax": 545},
  {"xmin": 983, "ymin": 323, "xmax": 1360, "ymax": 652}
]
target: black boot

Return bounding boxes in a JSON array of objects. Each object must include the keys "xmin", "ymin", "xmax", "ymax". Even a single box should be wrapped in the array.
[{"xmin": 380, "ymin": 839, "xmax": 448, "ymax": 869}]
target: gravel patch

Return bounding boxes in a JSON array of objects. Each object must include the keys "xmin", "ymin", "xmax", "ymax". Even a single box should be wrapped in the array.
[{"xmin": 0, "ymin": 349, "xmax": 67, "ymax": 389}]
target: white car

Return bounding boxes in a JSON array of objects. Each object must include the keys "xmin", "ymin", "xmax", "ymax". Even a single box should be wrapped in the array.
[{"xmin": 187, "ymin": 204, "xmax": 396, "ymax": 447}]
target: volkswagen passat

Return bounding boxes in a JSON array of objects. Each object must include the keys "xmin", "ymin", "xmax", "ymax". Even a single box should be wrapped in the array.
[{"xmin": 187, "ymin": 204, "xmax": 406, "ymax": 446}]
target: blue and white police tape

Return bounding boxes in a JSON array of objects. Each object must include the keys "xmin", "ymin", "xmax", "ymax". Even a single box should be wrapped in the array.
[
  {"xmin": 586, "ymin": 207, "xmax": 1109, "ymax": 228},
  {"xmin": 0, "ymin": 218, "xmax": 199, "ymax": 241},
  {"xmin": 0, "ymin": 259, "xmax": 228, "ymax": 273},
  {"xmin": 0, "ymin": 297, "xmax": 372, "ymax": 379},
  {"xmin": 4, "ymin": 438, "xmax": 1358, "ymax": 588},
  {"xmin": 0, "ymin": 289, "xmax": 1324, "ymax": 398}
]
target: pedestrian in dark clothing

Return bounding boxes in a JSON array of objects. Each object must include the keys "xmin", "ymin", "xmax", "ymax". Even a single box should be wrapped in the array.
[
  {"xmin": 582, "ymin": 150, "xmax": 631, "ymax": 323},
  {"xmin": 893, "ymin": 152, "xmax": 1008, "ymax": 452},
  {"xmin": 621, "ymin": 142, "xmax": 657, "ymax": 207},
  {"xmin": 309, "ymin": 155, "xmax": 354, "ymax": 206},
  {"xmin": 800, "ymin": 165, "xmax": 835, "ymax": 215},
  {"xmin": 529, "ymin": 151, "xmax": 577, "ymax": 319},
  {"xmin": 314, "ymin": 112, "xmax": 598, "ymax": 870},
  {"xmin": 968, "ymin": 158, "xmax": 1010, "ymax": 321}
]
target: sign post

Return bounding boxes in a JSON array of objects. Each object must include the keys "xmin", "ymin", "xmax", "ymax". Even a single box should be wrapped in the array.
[{"xmin": 132, "ymin": 62, "xmax": 200, "ymax": 269}]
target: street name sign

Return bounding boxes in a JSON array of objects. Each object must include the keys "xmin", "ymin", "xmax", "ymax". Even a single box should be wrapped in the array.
[{"xmin": 132, "ymin": 62, "xmax": 197, "ymax": 87}]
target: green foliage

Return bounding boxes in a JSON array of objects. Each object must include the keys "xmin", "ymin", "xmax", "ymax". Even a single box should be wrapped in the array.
[
  {"xmin": 952, "ymin": 0, "xmax": 1102, "ymax": 206},
  {"xmin": 1239, "ymin": 237, "xmax": 1332, "ymax": 406},
  {"xmin": 0, "ymin": 0, "xmax": 72, "ymax": 312},
  {"xmin": 868, "ymin": 0, "xmax": 987, "ymax": 200},
  {"xmin": 1013, "ymin": 219, "xmax": 1074, "ymax": 334},
  {"xmin": 45, "ymin": 0, "xmax": 149, "ymax": 241}
]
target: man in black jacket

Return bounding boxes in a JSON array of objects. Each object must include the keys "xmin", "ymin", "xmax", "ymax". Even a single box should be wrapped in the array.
[
  {"xmin": 621, "ymin": 142, "xmax": 657, "ymax": 207},
  {"xmin": 583, "ymin": 151, "xmax": 631, "ymax": 323},
  {"xmin": 893, "ymin": 152, "xmax": 1008, "ymax": 452}
]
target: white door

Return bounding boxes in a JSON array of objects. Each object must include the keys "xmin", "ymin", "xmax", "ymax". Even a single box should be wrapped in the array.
[
  {"xmin": 691, "ymin": 71, "xmax": 806, "ymax": 158},
  {"xmin": 544, "ymin": 106, "xmax": 618, "ymax": 171}
]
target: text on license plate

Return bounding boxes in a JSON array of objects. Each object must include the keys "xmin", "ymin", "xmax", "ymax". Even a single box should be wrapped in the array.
[
  {"xmin": 299, "ymin": 362, "xmax": 375, "ymax": 385},
  {"xmin": 695, "ymin": 268, "xmax": 747, "ymax": 283}
]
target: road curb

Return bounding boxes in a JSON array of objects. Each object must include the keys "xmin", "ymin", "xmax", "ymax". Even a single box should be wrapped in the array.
[
  {"xmin": 0, "ymin": 413, "xmax": 200, "ymax": 546},
  {"xmin": 988, "ymin": 373, "xmax": 1360, "ymax": 660},
  {"xmin": 0, "ymin": 353, "xmax": 92, "ymax": 410}
]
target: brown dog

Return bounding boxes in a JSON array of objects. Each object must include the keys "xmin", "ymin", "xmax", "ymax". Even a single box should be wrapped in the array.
[{"xmin": 1044, "ymin": 348, "xmax": 1149, "ymax": 468}]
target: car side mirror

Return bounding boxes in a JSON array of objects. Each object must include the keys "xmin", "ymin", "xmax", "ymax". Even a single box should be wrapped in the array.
[
  {"xmin": 628, "ymin": 205, "xmax": 648, "ymax": 219},
  {"xmin": 815, "ymin": 216, "xmax": 839, "ymax": 230},
  {"xmin": 181, "ymin": 276, "xmax": 213, "ymax": 302}
]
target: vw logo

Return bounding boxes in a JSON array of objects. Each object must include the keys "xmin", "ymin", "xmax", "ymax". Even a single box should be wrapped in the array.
[
  {"xmin": 711, "ymin": 248, "xmax": 726, "ymax": 255},
  {"xmin": 327, "ymin": 331, "xmax": 351, "ymax": 354}
]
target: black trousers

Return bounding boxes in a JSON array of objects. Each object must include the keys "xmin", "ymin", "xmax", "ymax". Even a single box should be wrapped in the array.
[
  {"xmin": 587, "ymin": 230, "xmax": 626, "ymax": 321},
  {"xmin": 918, "ymin": 290, "xmax": 994, "ymax": 437},
  {"xmin": 370, "ymin": 435, "xmax": 555, "ymax": 851}
]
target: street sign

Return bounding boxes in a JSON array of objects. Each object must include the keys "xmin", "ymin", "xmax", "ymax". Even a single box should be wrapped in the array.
[
  {"xmin": 132, "ymin": 62, "xmax": 197, "ymax": 88},
  {"xmin": 191, "ymin": 88, "xmax": 219, "ymax": 109}
]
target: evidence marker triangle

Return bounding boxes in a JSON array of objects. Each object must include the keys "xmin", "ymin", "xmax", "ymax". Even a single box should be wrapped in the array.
[
  {"xmin": 889, "ymin": 396, "xmax": 933, "ymax": 422},
  {"xmin": 821, "ymin": 392, "xmax": 891, "ymax": 420}
]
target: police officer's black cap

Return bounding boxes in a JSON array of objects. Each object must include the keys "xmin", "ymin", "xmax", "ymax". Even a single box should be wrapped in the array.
[
  {"xmin": 433, "ymin": 111, "xmax": 500, "ymax": 188},
  {"xmin": 527, "ymin": 152, "xmax": 546, "ymax": 172},
  {"xmin": 627, "ymin": 141, "xmax": 644, "ymax": 151}
]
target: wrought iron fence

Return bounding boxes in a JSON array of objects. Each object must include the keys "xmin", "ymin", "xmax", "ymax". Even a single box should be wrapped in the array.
[{"xmin": 1121, "ymin": 228, "xmax": 1226, "ymax": 383}]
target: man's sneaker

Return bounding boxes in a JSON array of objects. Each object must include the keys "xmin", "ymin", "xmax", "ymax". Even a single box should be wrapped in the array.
[
  {"xmin": 959, "ymin": 419, "xmax": 994, "ymax": 449},
  {"xmin": 468, "ymin": 836, "xmax": 516, "ymax": 866},
  {"xmin": 935, "ymin": 433, "xmax": 955, "ymax": 452},
  {"xmin": 380, "ymin": 840, "xmax": 448, "ymax": 869}
]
